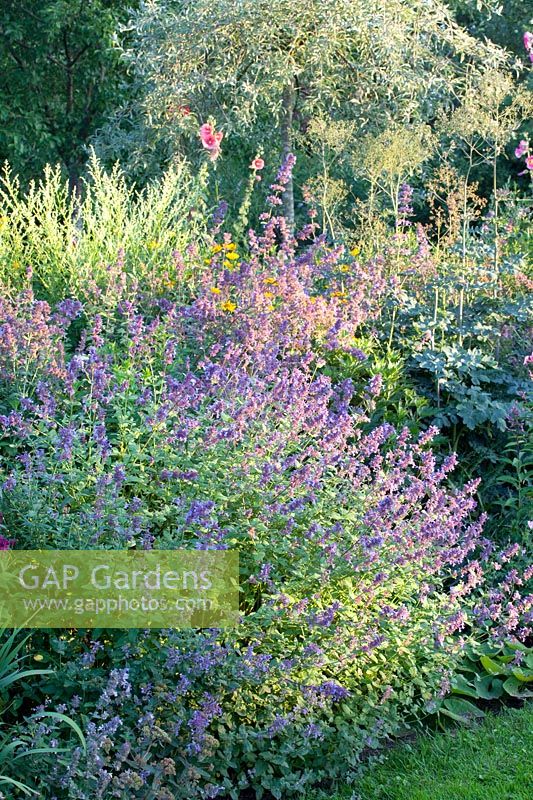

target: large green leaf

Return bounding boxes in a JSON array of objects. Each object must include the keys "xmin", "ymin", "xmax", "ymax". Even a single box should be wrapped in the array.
[
  {"xmin": 503, "ymin": 677, "xmax": 533, "ymax": 699},
  {"xmin": 511, "ymin": 668, "xmax": 533, "ymax": 683},
  {"xmin": 474, "ymin": 675, "xmax": 503, "ymax": 700},
  {"xmin": 479, "ymin": 655, "xmax": 504, "ymax": 676},
  {"xmin": 451, "ymin": 675, "xmax": 478, "ymax": 698},
  {"xmin": 441, "ymin": 697, "xmax": 484, "ymax": 723}
]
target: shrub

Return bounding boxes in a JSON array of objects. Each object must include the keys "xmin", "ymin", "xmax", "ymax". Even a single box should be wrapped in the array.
[
  {"xmin": 1, "ymin": 182, "xmax": 530, "ymax": 797},
  {"xmin": 0, "ymin": 155, "xmax": 209, "ymax": 302}
]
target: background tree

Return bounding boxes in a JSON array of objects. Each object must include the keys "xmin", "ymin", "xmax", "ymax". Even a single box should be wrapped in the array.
[
  {"xmin": 97, "ymin": 0, "xmax": 511, "ymax": 224},
  {"xmin": 0, "ymin": 0, "xmax": 133, "ymax": 192},
  {"xmin": 449, "ymin": 0, "xmax": 532, "ymax": 57}
]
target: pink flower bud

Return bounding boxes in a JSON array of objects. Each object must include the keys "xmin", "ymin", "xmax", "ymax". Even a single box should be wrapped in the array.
[{"xmin": 514, "ymin": 140, "xmax": 529, "ymax": 158}]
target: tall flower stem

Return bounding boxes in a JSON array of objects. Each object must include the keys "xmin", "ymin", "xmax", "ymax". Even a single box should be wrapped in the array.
[
  {"xmin": 281, "ymin": 82, "xmax": 296, "ymax": 230},
  {"xmin": 493, "ymin": 148, "xmax": 500, "ymax": 297}
]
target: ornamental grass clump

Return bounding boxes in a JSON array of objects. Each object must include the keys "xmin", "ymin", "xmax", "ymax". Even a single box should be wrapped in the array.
[{"xmin": 0, "ymin": 170, "xmax": 530, "ymax": 799}]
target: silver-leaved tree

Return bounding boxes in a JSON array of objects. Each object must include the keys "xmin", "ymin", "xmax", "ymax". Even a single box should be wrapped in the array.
[{"xmin": 98, "ymin": 0, "xmax": 512, "ymax": 225}]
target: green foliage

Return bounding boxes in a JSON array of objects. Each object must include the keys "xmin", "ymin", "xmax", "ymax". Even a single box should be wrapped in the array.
[
  {"xmin": 478, "ymin": 418, "xmax": 533, "ymax": 543},
  {"xmin": 2, "ymin": 186, "xmax": 529, "ymax": 794},
  {"xmin": 0, "ymin": 629, "xmax": 85, "ymax": 797},
  {"xmin": 310, "ymin": 705, "xmax": 533, "ymax": 800},
  {"xmin": 0, "ymin": 1, "xmax": 134, "ymax": 189},
  {"xmin": 452, "ymin": 0, "xmax": 533, "ymax": 57},
  {"xmin": 323, "ymin": 340, "xmax": 430, "ymax": 432},
  {"xmin": 0, "ymin": 628, "xmax": 52, "ymax": 697},
  {"xmin": 449, "ymin": 641, "xmax": 533, "ymax": 710},
  {"xmin": 412, "ymin": 344, "xmax": 526, "ymax": 431},
  {"xmin": 0, "ymin": 154, "xmax": 210, "ymax": 301}
]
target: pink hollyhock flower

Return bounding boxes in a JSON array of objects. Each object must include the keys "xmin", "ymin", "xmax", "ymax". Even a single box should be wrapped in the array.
[
  {"xmin": 514, "ymin": 140, "xmax": 528, "ymax": 158},
  {"xmin": 526, "ymin": 155, "xmax": 533, "ymax": 170},
  {"xmin": 199, "ymin": 123, "xmax": 223, "ymax": 161},
  {"xmin": 202, "ymin": 132, "xmax": 217, "ymax": 148},
  {"xmin": 524, "ymin": 31, "xmax": 533, "ymax": 51},
  {"xmin": 250, "ymin": 157, "xmax": 265, "ymax": 171}
]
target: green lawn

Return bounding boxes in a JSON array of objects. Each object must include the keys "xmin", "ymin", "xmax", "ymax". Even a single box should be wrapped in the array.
[{"xmin": 311, "ymin": 705, "xmax": 532, "ymax": 800}]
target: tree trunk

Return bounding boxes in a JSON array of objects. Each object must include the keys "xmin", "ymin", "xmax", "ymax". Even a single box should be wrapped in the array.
[{"xmin": 281, "ymin": 83, "xmax": 296, "ymax": 230}]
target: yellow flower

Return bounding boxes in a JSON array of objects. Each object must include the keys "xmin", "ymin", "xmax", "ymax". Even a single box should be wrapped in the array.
[
  {"xmin": 225, "ymin": 251, "xmax": 239, "ymax": 261},
  {"xmin": 339, "ymin": 265, "xmax": 350, "ymax": 273},
  {"xmin": 147, "ymin": 239, "xmax": 158, "ymax": 251},
  {"xmin": 211, "ymin": 244, "xmax": 223, "ymax": 254},
  {"xmin": 350, "ymin": 246, "xmax": 360, "ymax": 257},
  {"xmin": 210, "ymin": 287, "xmax": 221, "ymax": 294},
  {"xmin": 264, "ymin": 291, "xmax": 275, "ymax": 299},
  {"xmin": 223, "ymin": 259, "xmax": 234, "ymax": 269},
  {"xmin": 331, "ymin": 290, "xmax": 347, "ymax": 299},
  {"xmin": 221, "ymin": 300, "xmax": 237, "ymax": 312},
  {"xmin": 264, "ymin": 277, "xmax": 278, "ymax": 285},
  {"xmin": 33, "ymin": 654, "xmax": 44, "ymax": 662},
  {"xmin": 266, "ymin": 304, "xmax": 275, "ymax": 312},
  {"xmin": 204, "ymin": 258, "xmax": 212, "ymax": 265},
  {"xmin": 224, "ymin": 242, "xmax": 237, "ymax": 251}
]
